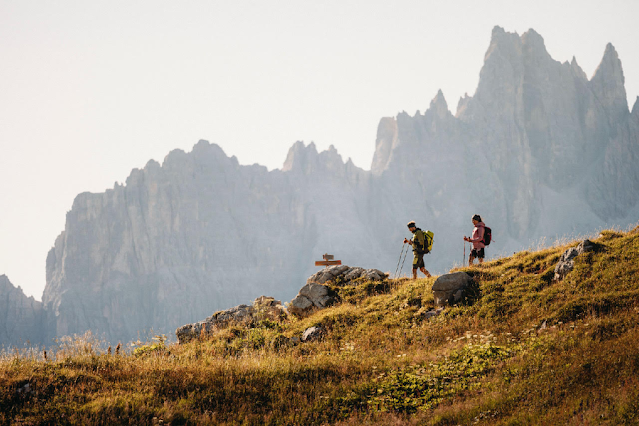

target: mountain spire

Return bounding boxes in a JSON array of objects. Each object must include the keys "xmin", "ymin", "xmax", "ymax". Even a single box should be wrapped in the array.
[{"xmin": 590, "ymin": 43, "xmax": 628, "ymax": 116}]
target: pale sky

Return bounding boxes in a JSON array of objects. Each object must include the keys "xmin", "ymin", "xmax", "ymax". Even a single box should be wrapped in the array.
[{"xmin": 1, "ymin": 0, "xmax": 638, "ymax": 300}]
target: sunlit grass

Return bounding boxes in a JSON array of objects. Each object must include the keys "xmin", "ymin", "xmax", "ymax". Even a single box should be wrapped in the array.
[{"xmin": 2, "ymin": 227, "xmax": 639, "ymax": 424}]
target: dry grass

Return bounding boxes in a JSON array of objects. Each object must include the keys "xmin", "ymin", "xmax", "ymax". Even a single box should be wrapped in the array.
[{"xmin": 2, "ymin": 228, "xmax": 639, "ymax": 424}]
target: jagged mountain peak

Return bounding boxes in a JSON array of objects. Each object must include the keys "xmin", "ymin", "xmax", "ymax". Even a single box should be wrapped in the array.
[
  {"xmin": 0, "ymin": 274, "xmax": 44, "ymax": 346},
  {"xmin": 489, "ymin": 25, "xmax": 509, "ymax": 42},
  {"xmin": 485, "ymin": 26, "xmax": 522, "ymax": 61},
  {"xmin": 590, "ymin": 42, "xmax": 628, "ymax": 115},
  {"xmin": 521, "ymin": 28, "xmax": 546, "ymax": 48},
  {"xmin": 485, "ymin": 26, "xmax": 553, "ymax": 63},
  {"xmin": 0, "ymin": 274, "xmax": 12, "ymax": 290},
  {"xmin": 282, "ymin": 141, "xmax": 316, "ymax": 172},
  {"xmin": 570, "ymin": 56, "xmax": 588, "ymax": 80},
  {"xmin": 591, "ymin": 43, "xmax": 623, "ymax": 82},
  {"xmin": 456, "ymin": 93, "xmax": 472, "ymax": 117},
  {"xmin": 282, "ymin": 141, "xmax": 347, "ymax": 174},
  {"xmin": 0, "ymin": 275, "xmax": 28, "ymax": 299},
  {"xmin": 428, "ymin": 89, "xmax": 450, "ymax": 119},
  {"xmin": 371, "ymin": 117, "xmax": 399, "ymax": 175}
]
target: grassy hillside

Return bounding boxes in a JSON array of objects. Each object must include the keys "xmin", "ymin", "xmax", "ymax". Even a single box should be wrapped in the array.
[{"xmin": 2, "ymin": 227, "xmax": 639, "ymax": 425}]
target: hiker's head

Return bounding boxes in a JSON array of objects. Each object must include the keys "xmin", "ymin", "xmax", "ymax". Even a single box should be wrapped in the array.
[
  {"xmin": 472, "ymin": 214, "xmax": 482, "ymax": 225},
  {"xmin": 407, "ymin": 221, "xmax": 416, "ymax": 231}
]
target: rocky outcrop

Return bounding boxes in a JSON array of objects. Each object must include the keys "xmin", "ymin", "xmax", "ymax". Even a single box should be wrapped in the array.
[
  {"xmin": 554, "ymin": 240, "xmax": 596, "ymax": 280},
  {"xmin": 306, "ymin": 265, "xmax": 387, "ymax": 286},
  {"xmin": 431, "ymin": 272, "xmax": 473, "ymax": 306},
  {"xmin": 35, "ymin": 27, "xmax": 639, "ymax": 345},
  {"xmin": 289, "ymin": 265, "xmax": 388, "ymax": 316},
  {"xmin": 0, "ymin": 275, "xmax": 45, "ymax": 347},
  {"xmin": 175, "ymin": 296, "xmax": 287, "ymax": 344}
]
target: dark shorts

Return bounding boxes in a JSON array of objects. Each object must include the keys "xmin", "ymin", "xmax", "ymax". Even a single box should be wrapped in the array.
[
  {"xmin": 470, "ymin": 248, "xmax": 485, "ymax": 259},
  {"xmin": 412, "ymin": 253, "xmax": 425, "ymax": 269}
]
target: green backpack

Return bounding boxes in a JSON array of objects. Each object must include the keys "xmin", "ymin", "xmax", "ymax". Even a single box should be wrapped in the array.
[
  {"xmin": 415, "ymin": 229, "xmax": 434, "ymax": 254},
  {"xmin": 423, "ymin": 230, "xmax": 434, "ymax": 253}
]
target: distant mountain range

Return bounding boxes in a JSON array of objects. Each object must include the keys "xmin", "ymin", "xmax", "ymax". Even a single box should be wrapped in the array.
[{"xmin": 2, "ymin": 26, "xmax": 638, "ymax": 346}]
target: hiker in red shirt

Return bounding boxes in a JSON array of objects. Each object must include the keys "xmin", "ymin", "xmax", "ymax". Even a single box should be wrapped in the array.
[{"xmin": 463, "ymin": 214, "xmax": 485, "ymax": 266}]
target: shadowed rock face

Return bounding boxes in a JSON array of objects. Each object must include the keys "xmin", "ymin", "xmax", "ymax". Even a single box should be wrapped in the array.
[
  {"xmin": 38, "ymin": 27, "xmax": 639, "ymax": 345},
  {"xmin": 0, "ymin": 275, "xmax": 45, "ymax": 346}
]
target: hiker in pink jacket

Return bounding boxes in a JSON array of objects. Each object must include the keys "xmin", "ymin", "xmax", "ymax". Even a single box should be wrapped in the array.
[{"xmin": 463, "ymin": 214, "xmax": 485, "ymax": 266}]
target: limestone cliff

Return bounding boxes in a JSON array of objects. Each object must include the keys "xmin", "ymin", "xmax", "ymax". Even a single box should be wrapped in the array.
[{"xmin": 43, "ymin": 140, "xmax": 380, "ymax": 343}]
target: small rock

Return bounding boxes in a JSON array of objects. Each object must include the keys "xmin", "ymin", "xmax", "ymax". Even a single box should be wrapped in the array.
[
  {"xmin": 253, "ymin": 296, "xmax": 287, "ymax": 321},
  {"xmin": 554, "ymin": 239, "xmax": 596, "ymax": 280},
  {"xmin": 302, "ymin": 326, "xmax": 324, "ymax": 342},
  {"xmin": 424, "ymin": 308, "xmax": 443, "ymax": 319},
  {"xmin": 16, "ymin": 382, "xmax": 31, "ymax": 396}
]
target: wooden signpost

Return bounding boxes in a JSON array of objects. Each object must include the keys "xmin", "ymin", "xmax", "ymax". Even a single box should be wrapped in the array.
[{"xmin": 315, "ymin": 253, "xmax": 342, "ymax": 267}]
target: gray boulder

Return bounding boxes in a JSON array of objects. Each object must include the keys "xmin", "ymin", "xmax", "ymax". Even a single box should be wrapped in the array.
[
  {"xmin": 288, "ymin": 294, "xmax": 314, "ymax": 316},
  {"xmin": 289, "ymin": 283, "xmax": 334, "ymax": 316},
  {"xmin": 431, "ymin": 272, "xmax": 473, "ymax": 306},
  {"xmin": 300, "ymin": 282, "xmax": 333, "ymax": 307},
  {"xmin": 554, "ymin": 239, "xmax": 596, "ymax": 280}
]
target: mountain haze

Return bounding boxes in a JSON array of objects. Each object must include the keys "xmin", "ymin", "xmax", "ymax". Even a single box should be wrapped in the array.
[{"xmin": 2, "ymin": 26, "xmax": 638, "ymax": 346}]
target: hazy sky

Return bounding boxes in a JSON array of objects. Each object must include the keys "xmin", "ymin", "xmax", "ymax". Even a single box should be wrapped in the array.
[{"xmin": 1, "ymin": 0, "xmax": 638, "ymax": 300}]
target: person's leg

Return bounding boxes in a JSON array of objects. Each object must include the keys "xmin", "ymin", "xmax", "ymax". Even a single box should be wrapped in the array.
[
  {"xmin": 419, "ymin": 267, "xmax": 431, "ymax": 278},
  {"xmin": 469, "ymin": 248, "xmax": 476, "ymax": 266},
  {"xmin": 478, "ymin": 248, "xmax": 485, "ymax": 265},
  {"xmin": 412, "ymin": 267, "xmax": 417, "ymax": 279}
]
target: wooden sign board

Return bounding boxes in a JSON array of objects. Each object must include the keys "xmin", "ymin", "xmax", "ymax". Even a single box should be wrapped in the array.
[{"xmin": 315, "ymin": 260, "xmax": 342, "ymax": 267}]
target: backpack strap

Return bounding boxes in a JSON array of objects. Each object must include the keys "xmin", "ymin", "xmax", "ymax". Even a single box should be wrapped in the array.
[{"xmin": 413, "ymin": 229, "xmax": 426, "ymax": 253}]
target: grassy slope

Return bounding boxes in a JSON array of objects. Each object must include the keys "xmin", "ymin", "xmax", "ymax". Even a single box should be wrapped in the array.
[{"xmin": 2, "ymin": 227, "xmax": 639, "ymax": 425}]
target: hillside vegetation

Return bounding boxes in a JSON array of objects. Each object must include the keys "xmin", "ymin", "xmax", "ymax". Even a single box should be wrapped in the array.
[{"xmin": 2, "ymin": 226, "xmax": 639, "ymax": 425}]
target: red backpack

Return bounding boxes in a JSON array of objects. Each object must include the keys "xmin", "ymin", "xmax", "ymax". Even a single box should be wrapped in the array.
[{"xmin": 483, "ymin": 226, "xmax": 492, "ymax": 246}]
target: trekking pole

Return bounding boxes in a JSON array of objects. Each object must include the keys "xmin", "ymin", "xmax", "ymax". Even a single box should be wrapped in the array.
[
  {"xmin": 393, "ymin": 242, "xmax": 406, "ymax": 279},
  {"xmin": 463, "ymin": 238, "xmax": 466, "ymax": 267},
  {"xmin": 398, "ymin": 244, "xmax": 409, "ymax": 277}
]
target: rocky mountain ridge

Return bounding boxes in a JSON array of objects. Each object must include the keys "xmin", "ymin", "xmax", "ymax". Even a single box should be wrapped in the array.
[
  {"xmin": 2, "ymin": 26, "xmax": 638, "ymax": 346},
  {"xmin": 0, "ymin": 275, "xmax": 44, "ymax": 346}
]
